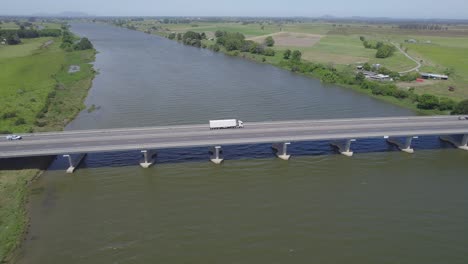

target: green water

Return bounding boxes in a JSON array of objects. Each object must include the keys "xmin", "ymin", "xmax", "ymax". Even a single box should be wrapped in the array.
[
  {"xmin": 13, "ymin": 23, "xmax": 468, "ymax": 263},
  {"xmin": 17, "ymin": 151, "xmax": 468, "ymax": 263}
]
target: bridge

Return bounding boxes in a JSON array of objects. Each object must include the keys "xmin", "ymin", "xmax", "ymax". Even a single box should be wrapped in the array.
[{"xmin": 1, "ymin": 116, "xmax": 467, "ymax": 173}]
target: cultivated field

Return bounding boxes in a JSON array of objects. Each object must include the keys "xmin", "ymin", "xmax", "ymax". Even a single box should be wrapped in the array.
[
  {"xmin": 248, "ymin": 32, "xmax": 322, "ymax": 47},
  {"xmin": 130, "ymin": 20, "xmax": 468, "ymax": 101}
]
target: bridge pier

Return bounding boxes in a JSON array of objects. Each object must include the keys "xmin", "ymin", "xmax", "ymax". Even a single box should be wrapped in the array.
[
  {"xmin": 63, "ymin": 154, "xmax": 87, "ymax": 173},
  {"xmin": 440, "ymin": 134, "xmax": 468, "ymax": 151},
  {"xmin": 140, "ymin": 150, "xmax": 157, "ymax": 168},
  {"xmin": 386, "ymin": 136, "xmax": 418, "ymax": 154},
  {"xmin": 272, "ymin": 142, "xmax": 291, "ymax": 160},
  {"xmin": 210, "ymin": 146, "xmax": 224, "ymax": 164},
  {"xmin": 331, "ymin": 139, "xmax": 355, "ymax": 157}
]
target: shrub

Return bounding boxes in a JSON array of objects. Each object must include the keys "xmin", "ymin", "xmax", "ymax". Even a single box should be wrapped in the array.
[
  {"xmin": 376, "ymin": 44, "xmax": 396, "ymax": 58},
  {"xmin": 2, "ymin": 111, "xmax": 17, "ymax": 119},
  {"xmin": 438, "ymin": 98, "xmax": 456, "ymax": 111},
  {"xmin": 291, "ymin": 50, "xmax": 302, "ymax": 62},
  {"xmin": 451, "ymin": 99, "xmax": 468, "ymax": 114},
  {"xmin": 264, "ymin": 36, "xmax": 275, "ymax": 47},
  {"xmin": 417, "ymin": 94, "xmax": 439, "ymax": 110},
  {"xmin": 263, "ymin": 48, "xmax": 275, "ymax": 56},
  {"xmin": 15, "ymin": 117, "xmax": 26, "ymax": 125},
  {"xmin": 74, "ymin": 37, "xmax": 93, "ymax": 50}
]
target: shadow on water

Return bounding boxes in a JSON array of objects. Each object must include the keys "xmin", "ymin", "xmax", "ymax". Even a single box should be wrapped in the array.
[{"xmin": 2, "ymin": 136, "xmax": 455, "ymax": 172}]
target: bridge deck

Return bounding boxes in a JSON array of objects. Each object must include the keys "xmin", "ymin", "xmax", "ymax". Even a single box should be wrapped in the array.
[{"xmin": 1, "ymin": 116, "xmax": 468, "ymax": 158}]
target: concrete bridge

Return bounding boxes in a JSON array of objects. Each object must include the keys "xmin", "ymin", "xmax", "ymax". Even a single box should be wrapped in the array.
[{"xmin": 1, "ymin": 116, "xmax": 467, "ymax": 173}]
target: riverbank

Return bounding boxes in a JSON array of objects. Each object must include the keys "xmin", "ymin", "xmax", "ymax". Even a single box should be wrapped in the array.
[
  {"xmin": 0, "ymin": 30, "xmax": 96, "ymax": 262},
  {"xmin": 101, "ymin": 18, "xmax": 468, "ymax": 115},
  {"xmin": 176, "ymin": 35, "xmax": 449, "ymax": 115}
]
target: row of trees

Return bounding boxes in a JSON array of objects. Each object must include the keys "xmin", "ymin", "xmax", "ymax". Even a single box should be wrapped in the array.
[
  {"xmin": 277, "ymin": 58, "xmax": 467, "ymax": 114},
  {"xmin": 0, "ymin": 29, "xmax": 62, "ymax": 45},
  {"xmin": 398, "ymin": 24, "xmax": 448, "ymax": 31},
  {"xmin": 214, "ymin": 31, "xmax": 278, "ymax": 56},
  {"xmin": 359, "ymin": 36, "xmax": 395, "ymax": 58},
  {"xmin": 60, "ymin": 30, "xmax": 93, "ymax": 51}
]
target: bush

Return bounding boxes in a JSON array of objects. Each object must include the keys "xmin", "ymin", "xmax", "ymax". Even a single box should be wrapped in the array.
[
  {"xmin": 264, "ymin": 36, "xmax": 275, "ymax": 47},
  {"xmin": 400, "ymin": 72, "xmax": 420, "ymax": 82},
  {"xmin": 74, "ymin": 37, "xmax": 93, "ymax": 50},
  {"xmin": 363, "ymin": 63, "xmax": 371, "ymax": 71},
  {"xmin": 2, "ymin": 111, "xmax": 17, "ymax": 119},
  {"xmin": 215, "ymin": 30, "xmax": 225, "ymax": 38},
  {"xmin": 211, "ymin": 44, "xmax": 220, "ymax": 52},
  {"xmin": 14, "ymin": 117, "xmax": 26, "ymax": 126},
  {"xmin": 6, "ymin": 33, "xmax": 21, "ymax": 45},
  {"xmin": 355, "ymin": 72, "xmax": 365, "ymax": 83},
  {"xmin": 376, "ymin": 44, "xmax": 396, "ymax": 58},
  {"xmin": 291, "ymin": 50, "xmax": 302, "ymax": 62},
  {"xmin": 451, "ymin": 99, "xmax": 468, "ymax": 115},
  {"xmin": 283, "ymin": 49, "xmax": 291, "ymax": 59},
  {"xmin": 263, "ymin": 48, "xmax": 275, "ymax": 56},
  {"xmin": 34, "ymin": 120, "xmax": 47, "ymax": 127},
  {"xmin": 417, "ymin": 94, "xmax": 439, "ymax": 110},
  {"xmin": 438, "ymin": 98, "xmax": 456, "ymax": 111}
]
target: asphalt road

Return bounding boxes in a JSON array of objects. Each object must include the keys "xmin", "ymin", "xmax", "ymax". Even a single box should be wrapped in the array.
[{"xmin": 1, "ymin": 116, "xmax": 468, "ymax": 158}]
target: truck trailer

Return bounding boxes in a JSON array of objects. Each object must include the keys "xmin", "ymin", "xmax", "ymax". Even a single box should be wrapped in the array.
[{"xmin": 209, "ymin": 119, "xmax": 244, "ymax": 129}]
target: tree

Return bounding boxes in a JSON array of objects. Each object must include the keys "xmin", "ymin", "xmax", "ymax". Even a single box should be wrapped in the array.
[
  {"xmin": 215, "ymin": 30, "xmax": 225, "ymax": 38},
  {"xmin": 355, "ymin": 72, "xmax": 365, "ymax": 83},
  {"xmin": 183, "ymin": 31, "xmax": 201, "ymax": 42},
  {"xmin": 363, "ymin": 63, "xmax": 371, "ymax": 71},
  {"xmin": 168, "ymin": 33, "xmax": 176, "ymax": 40},
  {"xmin": 74, "ymin": 37, "xmax": 93, "ymax": 50},
  {"xmin": 224, "ymin": 38, "xmax": 242, "ymax": 51},
  {"xmin": 376, "ymin": 44, "xmax": 396, "ymax": 58},
  {"xmin": 438, "ymin": 97, "xmax": 456, "ymax": 111},
  {"xmin": 283, "ymin": 49, "xmax": 291, "ymax": 59},
  {"xmin": 265, "ymin": 36, "xmax": 275, "ymax": 47},
  {"xmin": 417, "ymin": 94, "xmax": 439, "ymax": 110},
  {"xmin": 452, "ymin": 99, "xmax": 468, "ymax": 115},
  {"xmin": 263, "ymin": 48, "xmax": 275, "ymax": 56},
  {"xmin": 291, "ymin": 50, "xmax": 302, "ymax": 62},
  {"xmin": 6, "ymin": 33, "xmax": 21, "ymax": 45}
]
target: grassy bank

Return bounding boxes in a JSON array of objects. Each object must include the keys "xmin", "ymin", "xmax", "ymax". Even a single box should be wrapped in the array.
[
  {"xmin": 0, "ymin": 31, "xmax": 96, "ymax": 262},
  {"xmin": 119, "ymin": 19, "xmax": 467, "ymax": 108}
]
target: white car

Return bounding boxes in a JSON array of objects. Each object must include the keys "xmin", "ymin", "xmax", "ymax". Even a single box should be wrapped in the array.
[
  {"xmin": 458, "ymin": 116, "xmax": 468, "ymax": 120},
  {"xmin": 6, "ymin": 135, "xmax": 22, "ymax": 140}
]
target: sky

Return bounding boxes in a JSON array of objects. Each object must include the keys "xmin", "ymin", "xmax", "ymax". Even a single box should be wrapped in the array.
[{"xmin": 2, "ymin": 0, "xmax": 468, "ymax": 19}]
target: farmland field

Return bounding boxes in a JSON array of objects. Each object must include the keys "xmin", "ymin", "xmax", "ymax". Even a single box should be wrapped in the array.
[
  {"xmin": 0, "ymin": 24, "xmax": 96, "ymax": 263},
  {"xmin": 128, "ymin": 20, "xmax": 468, "ymax": 101}
]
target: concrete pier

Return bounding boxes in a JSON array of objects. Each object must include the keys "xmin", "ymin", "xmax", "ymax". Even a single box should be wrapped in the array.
[
  {"xmin": 140, "ymin": 150, "xmax": 157, "ymax": 168},
  {"xmin": 272, "ymin": 142, "xmax": 291, "ymax": 160},
  {"xmin": 63, "ymin": 154, "xmax": 87, "ymax": 173},
  {"xmin": 440, "ymin": 134, "xmax": 468, "ymax": 151},
  {"xmin": 210, "ymin": 146, "xmax": 224, "ymax": 164},
  {"xmin": 386, "ymin": 136, "xmax": 418, "ymax": 154},
  {"xmin": 331, "ymin": 139, "xmax": 355, "ymax": 157}
]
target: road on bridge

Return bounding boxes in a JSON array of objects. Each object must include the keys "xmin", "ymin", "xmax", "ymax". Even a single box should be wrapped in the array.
[{"xmin": 1, "ymin": 116, "xmax": 468, "ymax": 158}]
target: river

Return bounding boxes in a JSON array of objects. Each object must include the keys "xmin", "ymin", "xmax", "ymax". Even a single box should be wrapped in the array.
[{"xmin": 15, "ymin": 23, "xmax": 468, "ymax": 264}]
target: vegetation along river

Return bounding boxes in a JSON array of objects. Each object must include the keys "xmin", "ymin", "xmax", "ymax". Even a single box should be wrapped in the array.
[{"xmin": 15, "ymin": 23, "xmax": 468, "ymax": 263}]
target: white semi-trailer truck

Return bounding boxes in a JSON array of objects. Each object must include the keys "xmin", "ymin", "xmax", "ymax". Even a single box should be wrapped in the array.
[{"xmin": 209, "ymin": 119, "xmax": 244, "ymax": 129}]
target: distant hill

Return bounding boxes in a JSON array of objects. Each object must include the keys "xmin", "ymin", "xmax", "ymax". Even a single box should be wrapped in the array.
[{"xmin": 31, "ymin": 11, "xmax": 91, "ymax": 17}]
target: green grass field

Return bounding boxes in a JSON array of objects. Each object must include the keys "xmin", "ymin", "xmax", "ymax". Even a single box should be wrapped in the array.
[
  {"xmin": 135, "ymin": 20, "xmax": 467, "ymax": 101},
  {"xmin": 0, "ymin": 37, "xmax": 96, "ymax": 133},
  {"xmin": 0, "ymin": 158, "xmax": 51, "ymax": 262},
  {"xmin": 0, "ymin": 27, "xmax": 96, "ymax": 262}
]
